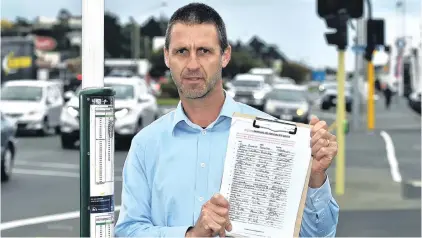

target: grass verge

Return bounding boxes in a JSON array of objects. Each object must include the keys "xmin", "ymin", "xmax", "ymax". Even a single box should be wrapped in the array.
[{"xmin": 157, "ymin": 98, "xmax": 179, "ymax": 106}]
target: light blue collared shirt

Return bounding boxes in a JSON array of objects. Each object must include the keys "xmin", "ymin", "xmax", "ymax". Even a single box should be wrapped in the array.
[{"xmin": 115, "ymin": 94, "xmax": 339, "ymax": 237}]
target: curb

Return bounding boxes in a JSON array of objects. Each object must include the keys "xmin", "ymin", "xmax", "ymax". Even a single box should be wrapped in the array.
[{"xmin": 401, "ymin": 180, "xmax": 422, "ymax": 199}]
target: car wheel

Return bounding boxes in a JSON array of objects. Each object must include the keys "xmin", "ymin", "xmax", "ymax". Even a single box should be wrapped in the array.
[
  {"xmin": 37, "ymin": 117, "xmax": 50, "ymax": 136},
  {"xmin": 346, "ymin": 103, "xmax": 352, "ymax": 112},
  {"xmin": 1, "ymin": 143, "xmax": 14, "ymax": 182},
  {"xmin": 61, "ymin": 135, "xmax": 75, "ymax": 149},
  {"xmin": 321, "ymin": 102, "xmax": 330, "ymax": 110}
]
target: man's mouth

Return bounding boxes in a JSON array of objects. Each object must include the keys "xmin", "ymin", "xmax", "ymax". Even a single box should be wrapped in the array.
[{"xmin": 183, "ymin": 77, "xmax": 203, "ymax": 81}]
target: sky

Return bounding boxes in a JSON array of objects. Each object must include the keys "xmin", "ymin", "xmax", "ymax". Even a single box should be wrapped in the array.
[{"xmin": 2, "ymin": 0, "xmax": 421, "ymax": 71}]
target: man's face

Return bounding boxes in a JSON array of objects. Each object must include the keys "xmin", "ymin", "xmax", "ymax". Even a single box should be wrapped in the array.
[{"xmin": 164, "ymin": 23, "xmax": 231, "ymax": 99}]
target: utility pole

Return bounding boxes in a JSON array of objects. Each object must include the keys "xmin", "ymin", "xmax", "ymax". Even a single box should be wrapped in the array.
[
  {"xmin": 317, "ymin": 0, "xmax": 364, "ymax": 196},
  {"xmin": 130, "ymin": 17, "xmax": 141, "ymax": 59},
  {"xmin": 81, "ymin": 0, "xmax": 116, "ymax": 237},
  {"xmin": 352, "ymin": 19, "xmax": 366, "ymax": 130}
]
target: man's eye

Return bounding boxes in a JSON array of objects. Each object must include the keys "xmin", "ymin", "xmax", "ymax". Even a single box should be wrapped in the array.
[
  {"xmin": 199, "ymin": 49, "xmax": 210, "ymax": 54},
  {"xmin": 176, "ymin": 49, "xmax": 187, "ymax": 54}
]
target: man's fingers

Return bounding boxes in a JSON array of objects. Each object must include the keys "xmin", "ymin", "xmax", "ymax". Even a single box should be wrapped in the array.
[
  {"xmin": 309, "ymin": 115, "xmax": 319, "ymax": 126},
  {"xmin": 207, "ymin": 208, "xmax": 228, "ymax": 226},
  {"xmin": 226, "ymin": 221, "xmax": 233, "ymax": 231},
  {"xmin": 311, "ymin": 137, "xmax": 328, "ymax": 156},
  {"xmin": 311, "ymin": 120, "xmax": 328, "ymax": 137},
  {"xmin": 311, "ymin": 127, "xmax": 331, "ymax": 146},
  {"xmin": 210, "ymin": 193, "xmax": 229, "ymax": 208},
  {"xmin": 202, "ymin": 214, "xmax": 222, "ymax": 235},
  {"xmin": 204, "ymin": 200, "xmax": 229, "ymax": 217}
]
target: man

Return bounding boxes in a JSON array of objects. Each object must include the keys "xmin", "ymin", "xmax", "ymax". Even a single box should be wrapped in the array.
[{"xmin": 115, "ymin": 3, "xmax": 339, "ymax": 237}]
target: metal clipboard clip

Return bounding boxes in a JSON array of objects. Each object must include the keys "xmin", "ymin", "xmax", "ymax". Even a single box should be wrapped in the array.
[{"xmin": 252, "ymin": 116, "xmax": 297, "ymax": 135}]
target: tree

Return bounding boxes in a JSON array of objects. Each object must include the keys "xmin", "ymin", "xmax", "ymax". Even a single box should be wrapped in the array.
[
  {"xmin": 148, "ymin": 48, "xmax": 166, "ymax": 77},
  {"xmin": 104, "ymin": 12, "xmax": 127, "ymax": 58}
]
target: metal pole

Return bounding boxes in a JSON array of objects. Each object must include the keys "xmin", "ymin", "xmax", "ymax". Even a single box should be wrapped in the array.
[
  {"xmin": 367, "ymin": 61, "xmax": 375, "ymax": 130},
  {"xmin": 81, "ymin": 0, "xmax": 116, "ymax": 237},
  {"xmin": 335, "ymin": 49, "xmax": 346, "ymax": 196},
  {"xmin": 352, "ymin": 19, "xmax": 366, "ymax": 130},
  {"xmin": 131, "ymin": 18, "xmax": 141, "ymax": 59}
]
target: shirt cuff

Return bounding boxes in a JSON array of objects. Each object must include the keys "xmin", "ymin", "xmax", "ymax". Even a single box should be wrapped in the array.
[
  {"xmin": 305, "ymin": 175, "xmax": 333, "ymax": 212},
  {"xmin": 162, "ymin": 225, "xmax": 192, "ymax": 237}
]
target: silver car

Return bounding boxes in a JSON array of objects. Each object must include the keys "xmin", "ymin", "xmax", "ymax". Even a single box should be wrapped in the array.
[
  {"xmin": 1, "ymin": 80, "xmax": 64, "ymax": 135},
  {"xmin": 60, "ymin": 76, "xmax": 159, "ymax": 149},
  {"xmin": 1, "ymin": 111, "xmax": 17, "ymax": 182}
]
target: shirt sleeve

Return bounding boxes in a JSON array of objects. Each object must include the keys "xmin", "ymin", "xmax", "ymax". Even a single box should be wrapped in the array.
[
  {"xmin": 300, "ymin": 175, "xmax": 340, "ymax": 237},
  {"xmin": 114, "ymin": 140, "xmax": 191, "ymax": 237}
]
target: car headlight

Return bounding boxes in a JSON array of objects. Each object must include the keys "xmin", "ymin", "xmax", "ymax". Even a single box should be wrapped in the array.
[
  {"xmin": 254, "ymin": 92, "xmax": 265, "ymax": 99},
  {"xmin": 27, "ymin": 110, "xmax": 44, "ymax": 117},
  {"xmin": 67, "ymin": 106, "xmax": 79, "ymax": 117},
  {"xmin": 296, "ymin": 104, "xmax": 309, "ymax": 116},
  {"xmin": 115, "ymin": 108, "xmax": 129, "ymax": 118},
  {"xmin": 265, "ymin": 101, "xmax": 276, "ymax": 112}
]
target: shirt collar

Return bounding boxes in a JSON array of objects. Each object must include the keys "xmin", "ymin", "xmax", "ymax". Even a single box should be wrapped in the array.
[{"xmin": 171, "ymin": 91, "xmax": 239, "ymax": 133}]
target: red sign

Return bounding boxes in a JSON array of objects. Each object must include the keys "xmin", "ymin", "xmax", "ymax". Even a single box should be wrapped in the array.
[{"xmin": 35, "ymin": 36, "xmax": 57, "ymax": 51}]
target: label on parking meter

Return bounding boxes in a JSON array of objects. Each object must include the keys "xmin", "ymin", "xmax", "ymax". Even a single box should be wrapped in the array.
[{"xmin": 89, "ymin": 97, "xmax": 115, "ymax": 238}]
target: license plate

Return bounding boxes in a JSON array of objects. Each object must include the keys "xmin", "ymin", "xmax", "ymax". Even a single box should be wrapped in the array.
[
  {"xmin": 280, "ymin": 114, "xmax": 293, "ymax": 120},
  {"xmin": 332, "ymin": 98, "xmax": 337, "ymax": 104},
  {"xmin": 239, "ymin": 98, "xmax": 248, "ymax": 103}
]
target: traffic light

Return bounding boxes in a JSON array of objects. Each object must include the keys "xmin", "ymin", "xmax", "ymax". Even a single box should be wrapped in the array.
[
  {"xmin": 366, "ymin": 19, "xmax": 385, "ymax": 61},
  {"xmin": 324, "ymin": 15, "xmax": 348, "ymax": 50},
  {"xmin": 317, "ymin": 0, "xmax": 364, "ymax": 19}
]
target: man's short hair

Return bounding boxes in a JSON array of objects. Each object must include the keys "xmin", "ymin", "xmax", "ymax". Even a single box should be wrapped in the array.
[{"xmin": 165, "ymin": 2, "xmax": 229, "ymax": 53}]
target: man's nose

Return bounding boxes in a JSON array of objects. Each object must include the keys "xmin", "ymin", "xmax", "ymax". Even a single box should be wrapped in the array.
[{"xmin": 186, "ymin": 54, "xmax": 200, "ymax": 70}]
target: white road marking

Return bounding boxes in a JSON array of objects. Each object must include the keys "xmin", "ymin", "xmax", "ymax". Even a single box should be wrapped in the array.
[
  {"xmin": 13, "ymin": 168, "xmax": 122, "ymax": 182},
  {"xmin": 0, "ymin": 206, "xmax": 121, "ymax": 231},
  {"xmin": 380, "ymin": 130, "xmax": 402, "ymax": 183},
  {"xmin": 409, "ymin": 180, "xmax": 422, "ymax": 187},
  {"xmin": 14, "ymin": 161, "xmax": 79, "ymax": 170}
]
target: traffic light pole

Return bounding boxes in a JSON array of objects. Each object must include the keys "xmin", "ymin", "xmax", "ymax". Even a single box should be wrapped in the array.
[
  {"xmin": 80, "ymin": 0, "xmax": 116, "ymax": 237},
  {"xmin": 366, "ymin": 59, "xmax": 375, "ymax": 131},
  {"xmin": 335, "ymin": 48, "xmax": 346, "ymax": 196}
]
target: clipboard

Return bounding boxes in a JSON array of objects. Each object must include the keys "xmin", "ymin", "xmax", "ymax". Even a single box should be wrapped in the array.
[{"xmin": 226, "ymin": 112, "xmax": 313, "ymax": 238}]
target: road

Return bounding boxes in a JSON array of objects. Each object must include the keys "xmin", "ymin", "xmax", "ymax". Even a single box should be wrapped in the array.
[{"xmin": 1, "ymin": 98, "xmax": 420, "ymax": 237}]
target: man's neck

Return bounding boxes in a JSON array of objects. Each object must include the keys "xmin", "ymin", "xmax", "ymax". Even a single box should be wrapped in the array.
[{"xmin": 180, "ymin": 86, "xmax": 225, "ymax": 128}]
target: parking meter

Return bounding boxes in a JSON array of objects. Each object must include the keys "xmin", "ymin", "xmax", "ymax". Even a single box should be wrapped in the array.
[{"xmin": 79, "ymin": 87, "xmax": 116, "ymax": 237}]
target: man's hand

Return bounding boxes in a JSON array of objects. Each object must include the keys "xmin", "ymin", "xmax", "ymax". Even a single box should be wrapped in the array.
[
  {"xmin": 186, "ymin": 193, "xmax": 232, "ymax": 237},
  {"xmin": 309, "ymin": 116, "xmax": 338, "ymax": 188}
]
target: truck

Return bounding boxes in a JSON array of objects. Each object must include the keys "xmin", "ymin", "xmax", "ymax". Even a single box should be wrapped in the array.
[{"xmin": 1, "ymin": 35, "xmax": 37, "ymax": 84}]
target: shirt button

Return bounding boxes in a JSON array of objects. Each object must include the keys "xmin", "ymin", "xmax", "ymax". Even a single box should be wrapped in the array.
[
  {"xmin": 201, "ymin": 163, "xmax": 206, "ymax": 168},
  {"xmin": 202, "ymin": 130, "xmax": 206, "ymax": 135},
  {"xmin": 199, "ymin": 196, "xmax": 204, "ymax": 201}
]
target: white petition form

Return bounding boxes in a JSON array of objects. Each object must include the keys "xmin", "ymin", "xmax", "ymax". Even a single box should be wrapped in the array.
[{"xmin": 220, "ymin": 113, "xmax": 312, "ymax": 238}]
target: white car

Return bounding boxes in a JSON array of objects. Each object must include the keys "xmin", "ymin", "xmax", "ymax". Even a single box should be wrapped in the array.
[
  {"xmin": 228, "ymin": 74, "xmax": 273, "ymax": 109},
  {"xmin": 1, "ymin": 80, "xmax": 64, "ymax": 135},
  {"xmin": 60, "ymin": 76, "xmax": 159, "ymax": 149}
]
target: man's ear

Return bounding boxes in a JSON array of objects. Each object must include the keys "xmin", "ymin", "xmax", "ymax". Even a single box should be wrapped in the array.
[
  {"xmin": 221, "ymin": 45, "xmax": 232, "ymax": 68},
  {"xmin": 164, "ymin": 47, "xmax": 170, "ymax": 68}
]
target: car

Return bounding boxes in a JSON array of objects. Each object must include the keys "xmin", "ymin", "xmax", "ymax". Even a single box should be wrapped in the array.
[
  {"xmin": 319, "ymin": 81, "xmax": 353, "ymax": 112},
  {"xmin": 408, "ymin": 91, "xmax": 421, "ymax": 114},
  {"xmin": 1, "ymin": 111, "xmax": 17, "ymax": 182},
  {"xmin": 228, "ymin": 73, "xmax": 272, "ymax": 110},
  {"xmin": 263, "ymin": 84, "xmax": 312, "ymax": 124},
  {"xmin": 1, "ymin": 80, "xmax": 64, "ymax": 135},
  {"xmin": 60, "ymin": 76, "xmax": 160, "ymax": 149}
]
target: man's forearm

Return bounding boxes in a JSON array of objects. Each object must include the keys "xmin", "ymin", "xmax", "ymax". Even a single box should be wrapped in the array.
[{"xmin": 300, "ymin": 176, "xmax": 339, "ymax": 237}]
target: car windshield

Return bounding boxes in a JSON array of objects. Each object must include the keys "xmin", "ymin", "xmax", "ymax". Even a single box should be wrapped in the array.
[
  {"xmin": 232, "ymin": 80, "xmax": 262, "ymax": 87},
  {"xmin": 1, "ymin": 86, "xmax": 43, "ymax": 101},
  {"xmin": 105, "ymin": 83, "xmax": 135, "ymax": 99},
  {"xmin": 324, "ymin": 84, "xmax": 352, "ymax": 92},
  {"xmin": 74, "ymin": 83, "xmax": 135, "ymax": 100},
  {"xmin": 267, "ymin": 89, "xmax": 306, "ymax": 102}
]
